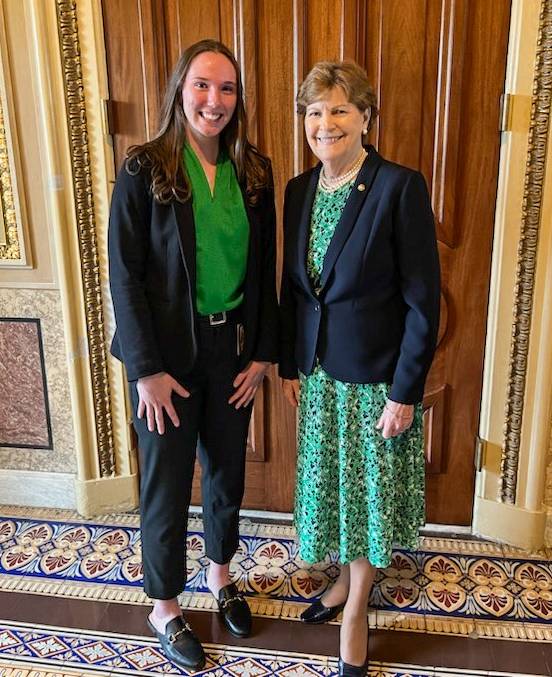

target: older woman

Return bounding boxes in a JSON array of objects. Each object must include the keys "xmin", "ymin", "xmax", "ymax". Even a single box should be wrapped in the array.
[{"xmin": 280, "ymin": 61, "xmax": 440, "ymax": 676}]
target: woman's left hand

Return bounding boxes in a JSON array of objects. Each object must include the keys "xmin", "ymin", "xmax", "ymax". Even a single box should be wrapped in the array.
[
  {"xmin": 229, "ymin": 361, "xmax": 270, "ymax": 409},
  {"xmin": 376, "ymin": 399, "xmax": 415, "ymax": 439}
]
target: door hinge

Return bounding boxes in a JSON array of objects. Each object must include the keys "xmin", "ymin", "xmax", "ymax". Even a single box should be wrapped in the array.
[
  {"xmin": 499, "ymin": 93, "xmax": 513, "ymax": 132},
  {"xmin": 101, "ymin": 98, "xmax": 114, "ymax": 137},
  {"xmin": 474, "ymin": 436, "xmax": 487, "ymax": 472}
]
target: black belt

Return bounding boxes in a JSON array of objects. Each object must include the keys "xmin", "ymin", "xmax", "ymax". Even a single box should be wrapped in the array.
[{"xmin": 197, "ymin": 307, "xmax": 242, "ymax": 326}]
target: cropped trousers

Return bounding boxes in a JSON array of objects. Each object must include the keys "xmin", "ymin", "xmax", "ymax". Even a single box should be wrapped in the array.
[{"xmin": 130, "ymin": 313, "xmax": 252, "ymax": 600}]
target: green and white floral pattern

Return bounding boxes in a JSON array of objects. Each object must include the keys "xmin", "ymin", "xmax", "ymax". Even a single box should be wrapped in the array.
[{"xmin": 295, "ymin": 181, "xmax": 425, "ymax": 568}]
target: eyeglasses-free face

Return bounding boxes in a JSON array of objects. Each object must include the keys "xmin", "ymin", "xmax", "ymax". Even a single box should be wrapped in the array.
[
  {"xmin": 304, "ymin": 86, "xmax": 369, "ymax": 176},
  {"xmin": 182, "ymin": 51, "xmax": 238, "ymax": 144}
]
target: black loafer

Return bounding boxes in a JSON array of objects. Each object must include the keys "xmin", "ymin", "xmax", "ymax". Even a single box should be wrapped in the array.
[
  {"xmin": 215, "ymin": 583, "xmax": 252, "ymax": 638},
  {"xmin": 300, "ymin": 598, "xmax": 345, "ymax": 624},
  {"xmin": 338, "ymin": 655, "xmax": 369, "ymax": 676},
  {"xmin": 147, "ymin": 615, "xmax": 205, "ymax": 671}
]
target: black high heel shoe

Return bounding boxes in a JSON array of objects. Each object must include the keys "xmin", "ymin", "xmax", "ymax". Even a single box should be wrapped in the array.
[
  {"xmin": 338, "ymin": 654, "xmax": 369, "ymax": 677},
  {"xmin": 300, "ymin": 598, "xmax": 345, "ymax": 624}
]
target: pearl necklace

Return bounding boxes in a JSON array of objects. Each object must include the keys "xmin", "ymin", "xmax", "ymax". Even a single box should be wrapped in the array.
[{"xmin": 319, "ymin": 149, "xmax": 367, "ymax": 192}]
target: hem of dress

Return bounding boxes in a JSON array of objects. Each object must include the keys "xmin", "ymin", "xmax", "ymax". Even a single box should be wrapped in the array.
[{"xmin": 297, "ymin": 536, "xmax": 423, "ymax": 569}]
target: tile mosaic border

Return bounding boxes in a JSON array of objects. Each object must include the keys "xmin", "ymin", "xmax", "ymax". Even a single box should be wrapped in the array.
[
  {"xmin": 0, "ymin": 661, "xmax": 535, "ymax": 677},
  {"xmin": 2, "ymin": 621, "xmax": 337, "ymax": 677},
  {"xmin": 1, "ymin": 506, "xmax": 550, "ymax": 559},
  {"xmin": 0, "ymin": 622, "xmax": 539, "ymax": 677},
  {"xmin": 0, "ymin": 509, "xmax": 551, "ymax": 643},
  {"xmin": 2, "ymin": 583, "xmax": 547, "ymax": 643}
]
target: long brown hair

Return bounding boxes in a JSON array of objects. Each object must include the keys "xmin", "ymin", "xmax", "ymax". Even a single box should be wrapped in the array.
[{"xmin": 126, "ymin": 39, "xmax": 270, "ymax": 204}]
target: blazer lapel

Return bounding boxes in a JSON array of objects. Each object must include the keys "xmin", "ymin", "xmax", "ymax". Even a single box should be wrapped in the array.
[
  {"xmin": 296, "ymin": 165, "xmax": 321, "ymax": 292},
  {"xmin": 172, "ymin": 198, "xmax": 197, "ymax": 293},
  {"xmin": 318, "ymin": 149, "xmax": 381, "ymax": 292}
]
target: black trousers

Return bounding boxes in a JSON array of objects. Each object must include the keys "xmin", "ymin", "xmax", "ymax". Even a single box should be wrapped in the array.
[{"xmin": 131, "ymin": 315, "xmax": 252, "ymax": 600}]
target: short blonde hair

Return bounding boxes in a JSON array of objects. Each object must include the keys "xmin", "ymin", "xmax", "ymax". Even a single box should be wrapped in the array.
[{"xmin": 297, "ymin": 61, "xmax": 379, "ymax": 133}]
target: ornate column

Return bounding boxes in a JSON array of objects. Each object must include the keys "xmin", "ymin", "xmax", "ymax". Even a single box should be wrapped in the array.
[
  {"xmin": 475, "ymin": 0, "xmax": 552, "ymax": 549},
  {"xmin": 41, "ymin": 0, "xmax": 138, "ymax": 514}
]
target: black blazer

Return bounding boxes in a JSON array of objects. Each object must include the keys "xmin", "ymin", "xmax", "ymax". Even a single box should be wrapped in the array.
[
  {"xmin": 108, "ymin": 159, "xmax": 279, "ymax": 383},
  {"xmin": 279, "ymin": 147, "xmax": 440, "ymax": 404}
]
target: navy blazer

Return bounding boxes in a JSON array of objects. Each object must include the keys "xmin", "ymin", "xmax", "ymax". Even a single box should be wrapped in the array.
[
  {"xmin": 108, "ymin": 160, "xmax": 279, "ymax": 382},
  {"xmin": 279, "ymin": 147, "xmax": 440, "ymax": 404}
]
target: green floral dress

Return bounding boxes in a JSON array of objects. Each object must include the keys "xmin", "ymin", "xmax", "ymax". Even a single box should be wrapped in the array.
[{"xmin": 294, "ymin": 181, "xmax": 425, "ymax": 569}]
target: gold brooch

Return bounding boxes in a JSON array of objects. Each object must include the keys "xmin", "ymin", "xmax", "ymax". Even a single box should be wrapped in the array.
[{"xmin": 357, "ymin": 184, "xmax": 366, "ymax": 191}]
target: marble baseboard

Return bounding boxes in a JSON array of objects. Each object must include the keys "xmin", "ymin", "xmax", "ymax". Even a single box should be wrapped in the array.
[{"xmin": 0, "ymin": 470, "xmax": 75, "ymax": 508}]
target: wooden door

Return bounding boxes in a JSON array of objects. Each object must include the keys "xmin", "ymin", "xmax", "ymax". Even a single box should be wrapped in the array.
[{"xmin": 102, "ymin": 0, "xmax": 511, "ymax": 523}]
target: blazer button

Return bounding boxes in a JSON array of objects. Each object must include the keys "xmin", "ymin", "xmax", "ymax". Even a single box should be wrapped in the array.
[{"xmin": 315, "ymin": 304, "xmax": 320, "ymax": 311}]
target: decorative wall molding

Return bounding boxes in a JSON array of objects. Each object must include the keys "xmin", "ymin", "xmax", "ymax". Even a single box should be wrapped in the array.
[
  {"xmin": 431, "ymin": 0, "xmax": 468, "ymax": 249},
  {"xmin": 55, "ymin": 0, "xmax": 115, "ymax": 477},
  {"xmin": 545, "ymin": 409, "xmax": 552, "ymax": 545},
  {"xmin": 501, "ymin": 0, "xmax": 552, "ymax": 504},
  {"xmin": 0, "ymin": 3, "xmax": 28, "ymax": 266},
  {"xmin": 293, "ymin": 0, "xmax": 307, "ymax": 175}
]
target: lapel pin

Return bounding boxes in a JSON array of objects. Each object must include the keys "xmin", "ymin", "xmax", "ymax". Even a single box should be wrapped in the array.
[{"xmin": 357, "ymin": 183, "xmax": 366, "ymax": 191}]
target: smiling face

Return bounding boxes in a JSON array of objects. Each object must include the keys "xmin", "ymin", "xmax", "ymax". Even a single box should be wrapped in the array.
[
  {"xmin": 304, "ymin": 86, "xmax": 369, "ymax": 174},
  {"xmin": 181, "ymin": 51, "xmax": 238, "ymax": 146}
]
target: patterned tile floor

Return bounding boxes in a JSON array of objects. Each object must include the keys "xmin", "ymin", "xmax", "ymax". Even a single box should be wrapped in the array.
[
  {"xmin": 0, "ymin": 621, "xmax": 542, "ymax": 677},
  {"xmin": 0, "ymin": 506, "xmax": 551, "ymax": 643}
]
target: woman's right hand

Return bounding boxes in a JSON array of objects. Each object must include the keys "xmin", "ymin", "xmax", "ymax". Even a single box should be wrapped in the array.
[
  {"xmin": 282, "ymin": 378, "xmax": 300, "ymax": 408},
  {"xmin": 136, "ymin": 372, "xmax": 190, "ymax": 434}
]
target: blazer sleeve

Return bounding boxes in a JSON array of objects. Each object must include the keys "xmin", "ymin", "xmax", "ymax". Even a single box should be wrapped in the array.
[
  {"xmin": 108, "ymin": 163, "xmax": 165, "ymax": 382},
  {"xmin": 389, "ymin": 170, "xmax": 441, "ymax": 404},
  {"xmin": 278, "ymin": 180, "xmax": 299, "ymax": 380},
  {"xmin": 251, "ymin": 163, "xmax": 279, "ymax": 363}
]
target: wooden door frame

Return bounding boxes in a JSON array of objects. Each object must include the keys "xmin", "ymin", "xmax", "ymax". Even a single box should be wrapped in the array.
[
  {"xmin": 98, "ymin": 0, "xmax": 521, "ymax": 523},
  {"xmin": 473, "ymin": 0, "xmax": 552, "ymax": 550}
]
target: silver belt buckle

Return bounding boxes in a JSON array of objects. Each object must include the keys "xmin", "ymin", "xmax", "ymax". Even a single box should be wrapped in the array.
[{"xmin": 209, "ymin": 311, "xmax": 227, "ymax": 326}]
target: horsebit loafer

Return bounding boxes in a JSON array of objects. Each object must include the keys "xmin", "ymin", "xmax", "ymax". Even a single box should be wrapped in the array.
[
  {"xmin": 216, "ymin": 582, "xmax": 252, "ymax": 637},
  {"xmin": 300, "ymin": 598, "xmax": 345, "ymax": 624},
  {"xmin": 338, "ymin": 656, "xmax": 369, "ymax": 677},
  {"xmin": 147, "ymin": 615, "xmax": 205, "ymax": 671}
]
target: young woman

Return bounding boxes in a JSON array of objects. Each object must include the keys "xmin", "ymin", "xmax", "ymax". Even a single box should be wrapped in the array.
[{"xmin": 109, "ymin": 40, "xmax": 278, "ymax": 671}]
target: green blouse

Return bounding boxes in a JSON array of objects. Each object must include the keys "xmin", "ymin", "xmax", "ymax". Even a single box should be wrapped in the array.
[{"xmin": 183, "ymin": 143, "xmax": 249, "ymax": 316}]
